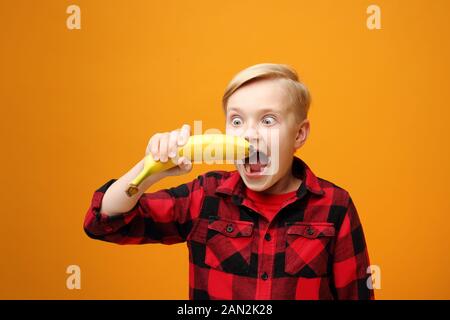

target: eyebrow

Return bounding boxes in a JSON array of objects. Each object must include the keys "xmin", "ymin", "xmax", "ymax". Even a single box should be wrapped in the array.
[
  {"xmin": 227, "ymin": 107, "xmax": 242, "ymax": 113},
  {"xmin": 227, "ymin": 107, "xmax": 281, "ymax": 115}
]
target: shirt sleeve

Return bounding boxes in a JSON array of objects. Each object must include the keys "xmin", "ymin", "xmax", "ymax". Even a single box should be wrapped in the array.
[
  {"xmin": 332, "ymin": 195, "xmax": 375, "ymax": 300},
  {"xmin": 83, "ymin": 175, "xmax": 205, "ymax": 245}
]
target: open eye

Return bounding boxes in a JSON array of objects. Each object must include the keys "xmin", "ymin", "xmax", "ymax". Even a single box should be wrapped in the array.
[
  {"xmin": 231, "ymin": 117, "xmax": 243, "ymax": 126},
  {"xmin": 261, "ymin": 115, "xmax": 276, "ymax": 126}
]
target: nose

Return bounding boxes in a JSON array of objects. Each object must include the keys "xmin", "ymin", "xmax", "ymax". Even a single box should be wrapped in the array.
[
  {"xmin": 244, "ymin": 127, "xmax": 259, "ymax": 154},
  {"xmin": 244, "ymin": 126, "xmax": 259, "ymax": 141}
]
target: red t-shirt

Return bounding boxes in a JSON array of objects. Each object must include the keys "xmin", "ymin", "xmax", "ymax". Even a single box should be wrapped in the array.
[{"xmin": 244, "ymin": 187, "xmax": 297, "ymax": 222}]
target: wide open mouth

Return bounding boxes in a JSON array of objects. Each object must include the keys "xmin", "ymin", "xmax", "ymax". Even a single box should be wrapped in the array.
[{"xmin": 243, "ymin": 148, "xmax": 271, "ymax": 174}]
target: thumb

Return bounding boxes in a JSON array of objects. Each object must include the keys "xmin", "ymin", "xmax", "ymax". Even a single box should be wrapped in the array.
[
  {"xmin": 165, "ymin": 156, "xmax": 192, "ymax": 176},
  {"xmin": 177, "ymin": 156, "xmax": 192, "ymax": 173}
]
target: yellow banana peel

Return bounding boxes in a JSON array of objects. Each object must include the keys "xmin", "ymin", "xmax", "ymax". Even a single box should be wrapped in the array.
[{"xmin": 126, "ymin": 134, "xmax": 251, "ymax": 197}]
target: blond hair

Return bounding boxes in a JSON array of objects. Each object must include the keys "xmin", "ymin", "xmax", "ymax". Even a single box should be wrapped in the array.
[{"xmin": 222, "ymin": 63, "xmax": 311, "ymax": 121}]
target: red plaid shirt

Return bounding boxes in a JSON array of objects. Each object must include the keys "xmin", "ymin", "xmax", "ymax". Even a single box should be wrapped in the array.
[{"xmin": 84, "ymin": 156, "xmax": 374, "ymax": 300}]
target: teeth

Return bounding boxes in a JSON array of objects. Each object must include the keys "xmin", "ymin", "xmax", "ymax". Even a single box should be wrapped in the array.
[{"xmin": 242, "ymin": 149, "xmax": 271, "ymax": 175}]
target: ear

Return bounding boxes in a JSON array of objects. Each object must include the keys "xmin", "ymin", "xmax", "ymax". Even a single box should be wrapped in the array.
[{"xmin": 293, "ymin": 119, "xmax": 310, "ymax": 151}]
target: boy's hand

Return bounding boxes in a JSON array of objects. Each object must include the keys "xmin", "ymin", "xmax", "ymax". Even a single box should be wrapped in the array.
[{"xmin": 145, "ymin": 124, "xmax": 193, "ymax": 177}]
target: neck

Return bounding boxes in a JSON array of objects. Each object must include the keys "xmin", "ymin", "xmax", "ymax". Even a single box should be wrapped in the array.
[{"xmin": 262, "ymin": 164, "xmax": 302, "ymax": 195}]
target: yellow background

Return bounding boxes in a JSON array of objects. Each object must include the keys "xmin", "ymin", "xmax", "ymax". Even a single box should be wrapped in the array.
[{"xmin": 1, "ymin": 0, "xmax": 449, "ymax": 299}]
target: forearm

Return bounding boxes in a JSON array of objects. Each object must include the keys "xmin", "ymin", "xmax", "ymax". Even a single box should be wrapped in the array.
[{"xmin": 99, "ymin": 157, "xmax": 166, "ymax": 216}]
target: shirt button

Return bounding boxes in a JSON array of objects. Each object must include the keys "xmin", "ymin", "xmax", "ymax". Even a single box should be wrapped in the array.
[
  {"xmin": 264, "ymin": 233, "xmax": 271, "ymax": 241},
  {"xmin": 261, "ymin": 272, "xmax": 269, "ymax": 280},
  {"xmin": 226, "ymin": 224, "xmax": 234, "ymax": 233},
  {"xmin": 306, "ymin": 227, "xmax": 314, "ymax": 235}
]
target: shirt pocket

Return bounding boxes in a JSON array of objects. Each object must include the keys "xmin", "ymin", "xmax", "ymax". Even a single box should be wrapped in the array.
[
  {"xmin": 285, "ymin": 222, "xmax": 335, "ymax": 277},
  {"xmin": 204, "ymin": 216, "xmax": 254, "ymax": 275}
]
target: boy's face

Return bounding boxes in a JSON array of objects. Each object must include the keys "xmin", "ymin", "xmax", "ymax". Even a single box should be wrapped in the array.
[{"xmin": 225, "ymin": 78, "xmax": 309, "ymax": 192}]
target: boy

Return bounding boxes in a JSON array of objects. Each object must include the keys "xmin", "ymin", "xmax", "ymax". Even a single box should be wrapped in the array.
[{"xmin": 84, "ymin": 63, "xmax": 374, "ymax": 300}]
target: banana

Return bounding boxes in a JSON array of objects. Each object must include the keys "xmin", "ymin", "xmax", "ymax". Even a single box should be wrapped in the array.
[{"xmin": 125, "ymin": 134, "xmax": 251, "ymax": 197}]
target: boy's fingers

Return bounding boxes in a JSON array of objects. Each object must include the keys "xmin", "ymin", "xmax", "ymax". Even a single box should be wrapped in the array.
[
  {"xmin": 159, "ymin": 133, "xmax": 169, "ymax": 162},
  {"xmin": 177, "ymin": 156, "xmax": 192, "ymax": 171},
  {"xmin": 147, "ymin": 134, "xmax": 157, "ymax": 155},
  {"xmin": 145, "ymin": 138, "xmax": 150, "ymax": 155},
  {"xmin": 168, "ymin": 130, "xmax": 179, "ymax": 158},
  {"xmin": 147, "ymin": 125, "xmax": 190, "ymax": 163},
  {"xmin": 178, "ymin": 156, "xmax": 191, "ymax": 165},
  {"xmin": 150, "ymin": 134, "xmax": 160, "ymax": 160},
  {"xmin": 178, "ymin": 124, "xmax": 191, "ymax": 146}
]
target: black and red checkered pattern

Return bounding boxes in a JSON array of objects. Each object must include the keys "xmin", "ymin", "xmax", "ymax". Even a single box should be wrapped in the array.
[{"xmin": 84, "ymin": 157, "xmax": 374, "ymax": 300}]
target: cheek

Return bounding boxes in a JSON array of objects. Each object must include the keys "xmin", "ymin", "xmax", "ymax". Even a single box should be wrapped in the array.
[
  {"xmin": 225, "ymin": 126, "xmax": 236, "ymax": 136},
  {"xmin": 260, "ymin": 127, "xmax": 281, "ymax": 144},
  {"xmin": 274, "ymin": 133, "xmax": 297, "ymax": 162},
  {"xmin": 268, "ymin": 128, "xmax": 294, "ymax": 149},
  {"xmin": 225, "ymin": 123, "xmax": 235, "ymax": 134},
  {"xmin": 226, "ymin": 125, "xmax": 246, "ymax": 137}
]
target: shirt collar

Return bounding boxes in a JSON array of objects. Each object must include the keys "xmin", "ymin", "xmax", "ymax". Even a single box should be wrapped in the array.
[{"xmin": 215, "ymin": 156, "xmax": 324, "ymax": 199}]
